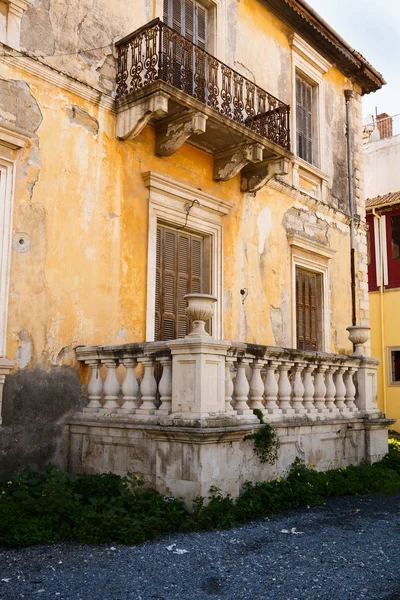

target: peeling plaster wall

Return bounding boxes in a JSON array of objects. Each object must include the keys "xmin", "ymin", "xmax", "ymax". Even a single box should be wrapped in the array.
[
  {"xmin": 20, "ymin": 0, "xmax": 153, "ymax": 94},
  {"xmin": 1, "ymin": 0, "xmax": 369, "ymax": 473}
]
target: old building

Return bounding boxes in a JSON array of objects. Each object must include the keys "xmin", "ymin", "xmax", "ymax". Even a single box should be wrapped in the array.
[
  {"xmin": 0, "ymin": 0, "xmax": 391, "ymax": 499},
  {"xmin": 364, "ymin": 112, "xmax": 400, "ymax": 432}
]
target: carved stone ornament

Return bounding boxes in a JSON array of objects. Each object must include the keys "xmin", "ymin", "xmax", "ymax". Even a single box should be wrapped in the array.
[
  {"xmin": 346, "ymin": 325, "xmax": 370, "ymax": 356},
  {"xmin": 185, "ymin": 293, "xmax": 217, "ymax": 337}
]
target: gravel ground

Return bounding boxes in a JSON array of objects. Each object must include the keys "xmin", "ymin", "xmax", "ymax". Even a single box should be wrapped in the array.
[{"xmin": 1, "ymin": 494, "xmax": 400, "ymax": 600}]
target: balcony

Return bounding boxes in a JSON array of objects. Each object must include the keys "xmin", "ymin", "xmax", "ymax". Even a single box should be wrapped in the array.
[
  {"xmin": 69, "ymin": 333, "xmax": 389, "ymax": 501},
  {"xmin": 115, "ymin": 19, "xmax": 292, "ymax": 192}
]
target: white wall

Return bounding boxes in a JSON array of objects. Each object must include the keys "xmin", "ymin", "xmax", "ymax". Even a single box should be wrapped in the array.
[{"xmin": 363, "ymin": 135, "xmax": 400, "ymax": 199}]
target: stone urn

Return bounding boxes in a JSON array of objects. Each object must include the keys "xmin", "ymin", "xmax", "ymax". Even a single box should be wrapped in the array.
[
  {"xmin": 184, "ymin": 293, "xmax": 217, "ymax": 337},
  {"xmin": 346, "ymin": 325, "xmax": 370, "ymax": 356}
]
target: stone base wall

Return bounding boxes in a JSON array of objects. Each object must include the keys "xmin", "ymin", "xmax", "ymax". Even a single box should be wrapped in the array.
[{"xmin": 68, "ymin": 416, "xmax": 391, "ymax": 503}]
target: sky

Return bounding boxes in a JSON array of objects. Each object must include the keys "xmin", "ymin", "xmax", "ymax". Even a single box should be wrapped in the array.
[{"xmin": 306, "ymin": 0, "xmax": 400, "ymax": 122}]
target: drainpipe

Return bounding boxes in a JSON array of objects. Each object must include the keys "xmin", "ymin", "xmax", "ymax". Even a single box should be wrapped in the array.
[
  {"xmin": 372, "ymin": 208, "xmax": 387, "ymax": 415},
  {"xmin": 345, "ymin": 90, "xmax": 357, "ymax": 327}
]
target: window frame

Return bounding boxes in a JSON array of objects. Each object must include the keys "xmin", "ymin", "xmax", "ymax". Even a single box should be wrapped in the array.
[
  {"xmin": 0, "ymin": 156, "xmax": 15, "ymax": 358},
  {"xmin": 387, "ymin": 346, "xmax": 400, "ymax": 386},
  {"xmin": 295, "ymin": 266, "xmax": 323, "ymax": 352},
  {"xmin": 156, "ymin": 0, "xmax": 226, "ymax": 61},
  {"xmin": 143, "ymin": 171, "xmax": 232, "ymax": 342},
  {"xmin": 288, "ymin": 234, "xmax": 335, "ymax": 353},
  {"xmin": 386, "ymin": 208, "xmax": 400, "ymax": 289},
  {"xmin": 290, "ymin": 33, "xmax": 330, "ymax": 172}
]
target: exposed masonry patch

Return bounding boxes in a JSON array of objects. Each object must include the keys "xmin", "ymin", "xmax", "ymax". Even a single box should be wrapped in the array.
[
  {"xmin": 14, "ymin": 329, "xmax": 32, "ymax": 370},
  {"xmin": 270, "ymin": 285, "xmax": 290, "ymax": 347},
  {"xmin": 0, "ymin": 79, "xmax": 44, "ymax": 202},
  {"xmin": 282, "ymin": 206, "xmax": 329, "ymax": 245},
  {"xmin": 66, "ymin": 105, "xmax": 99, "ymax": 136}
]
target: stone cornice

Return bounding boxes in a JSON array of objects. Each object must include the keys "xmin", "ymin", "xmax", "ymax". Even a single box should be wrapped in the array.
[
  {"xmin": 6, "ymin": 0, "xmax": 31, "ymax": 17},
  {"xmin": 0, "ymin": 122, "xmax": 31, "ymax": 148},
  {"xmin": 287, "ymin": 233, "xmax": 336, "ymax": 260},
  {"xmin": 1, "ymin": 53, "xmax": 115, "ymax": 112},
  {"xmin": 289, "ymin": 33, "xmax": 331, "ymax": 74},
  {"xmin": 270, "ymin": 178, "xmax": 352, "ymax": 226},
  {"xmin": 142, "ymin": 171, "xmax": 233, "ymax": 217}
]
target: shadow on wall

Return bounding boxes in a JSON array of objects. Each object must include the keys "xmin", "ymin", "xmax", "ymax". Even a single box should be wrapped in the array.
[{"xmin": 1, "ymin": 367, "xmax": 83, "ymax": 479}]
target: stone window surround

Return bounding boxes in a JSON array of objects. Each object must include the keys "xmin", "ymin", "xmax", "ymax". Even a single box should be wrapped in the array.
[
  {"xmin": 143, "ymin": 171, "xmax": 232, "ymax": 342},
  {"xmin": 387, "ymin": 346, "xmax": 400, "ymax": 387},
  {"xmin": 290, "ymin": 33, "xmax": 331, "ymax": 194},
  {"xmin": 0, "ymin": 0, "xmax": 31, "ymax": 50},
  {"xmin": 0, "ymin": 125, "xmax": 29, "ymax": 357},
  {"xmin": 154, "ymin": 0, "xmax": 227, "ymax": 62},
  {"xmin": 288, "ymin": 233, "xmax": 336, "ymax": 353}
]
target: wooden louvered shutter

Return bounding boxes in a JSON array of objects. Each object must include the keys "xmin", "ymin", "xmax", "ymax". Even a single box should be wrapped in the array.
[
  {"xmin": 296, "ymin": 269, "xmax": 321, "ymax": 351},
  {"xmin": 163, "ymin": 0, "xmax": 169, "ymax": 24},
  {"xmin": 162, "ymin": 228, "xmax": 177, "ymax": 341},
  {"xmin": 296, "ymin": 75, "xmax": 314, "ymax": 165},
  {"xmin": 172, "ymin": 0, "xmax": 182, "ymax": 32},
  {"xmin": 196, "ymin": 4, "xmax": 207, "ymax": 50},
  {"xmin": 177, "ymin": 233, "xmax": 190, "ymax": 338},
  {"xmin": 184, "ymin": 0, "xmax": 194, "ymax": 41},
  {"xmin": 156, "ymin": 225, "xmax": 204, "ymax": 341}
]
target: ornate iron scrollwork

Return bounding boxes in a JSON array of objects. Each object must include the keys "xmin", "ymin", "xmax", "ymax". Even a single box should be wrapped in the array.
[{"xmin": 115, "ymin": 19, "xmax": 290, "ymax": 151}]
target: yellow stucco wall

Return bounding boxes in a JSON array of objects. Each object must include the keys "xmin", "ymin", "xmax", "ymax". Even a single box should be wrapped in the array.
[
  {"xmin": 370, "ymin": 290, "xmax": 400, "ymax": 431},
  {"xmin": 2, "ymin": 0, "xmax": 360, "ymax": 373}
]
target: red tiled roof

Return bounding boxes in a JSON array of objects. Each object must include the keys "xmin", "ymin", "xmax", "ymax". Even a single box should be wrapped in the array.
[{"xmin": 366, "ymin": 191, "xmax": 400, "ymax": 210}]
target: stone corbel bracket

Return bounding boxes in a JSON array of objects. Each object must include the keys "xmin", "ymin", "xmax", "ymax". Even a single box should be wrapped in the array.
[
  {"xmin": 156, "ymin": 111, "xmax": 208, "ymax": 157},
  {"xmin": 213, "ymin": 143, "xmax": 264, "ymax": 182},
  {"xmin": 116, "ymin": 92, "xmax": 169, "ymax": 140},
  {"xmin": 241, "ymin": 157, "xmax": 290, "ymax": 193}
]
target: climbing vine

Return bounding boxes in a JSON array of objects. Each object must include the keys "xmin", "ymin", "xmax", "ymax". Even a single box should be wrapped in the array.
[{"xmin": 244, "ymin": 409, "xmax": 280, "ymax": 464}]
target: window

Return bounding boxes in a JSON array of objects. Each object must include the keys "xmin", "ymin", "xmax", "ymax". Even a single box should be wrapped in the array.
[
  {"xmin": 296, "ymin": 74, "xmax": 315, "ymax": 165},
  {"xmin": 144, "ymin": 171, "xmax": 229, "ymax": 342},
  {"xmin": 366, "ymin": 213, "xmax": 379, "ymax": 291},
  {"xmin": 385, "ymin": 210, "xmax": 400, "ymax": 288},
  {"xmin": 163, "ymin": 0, "xmax": 208, "ymax": 49},
  {"xmin": 296, "ymin": 268, "xmax": 323, "ymax": 351},
  {"xmin": 391, "ymin": 215, "xmax": 400, "ymax": 260},
  {"xmin": 290, "ymin": 34, "xmax": 330, "ymax": 173},
  {"xmin": 388, "ymin": 348, "xmax": 400, "ymax": 385},
  {"xmin": 155, "ymin": 224, "xmax": 209, "ymax": 341}
]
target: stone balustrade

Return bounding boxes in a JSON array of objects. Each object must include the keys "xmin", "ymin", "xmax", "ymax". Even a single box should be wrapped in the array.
[
  {"xmin": 76, "ymin": 342, "xmax": 173, "ymax": 416},
  {"xmin": 76, "ymin": 340, "xmax": 379, "ymax": 421},
  {"xmin": 226, "ymin": 345, "xmax": 375, "ymax": 420}
]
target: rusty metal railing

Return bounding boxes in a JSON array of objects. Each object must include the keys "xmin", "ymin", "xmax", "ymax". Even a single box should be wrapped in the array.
[
  {"xmin": 363, "ymin": 113, "xmax": 400, "ymax": 143},
  {"xmin": 115, "ymin": 19, "xmax": 290, "ymax": 151}
]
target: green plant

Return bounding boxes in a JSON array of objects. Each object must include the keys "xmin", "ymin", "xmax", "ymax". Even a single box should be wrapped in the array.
[
  {"xmin": 1, "ymin": 438, "xmax": 400, "ymax": 547},
  {"xmin": 244, "ymin": 409, "xmax": 280, "ymax": 464}
]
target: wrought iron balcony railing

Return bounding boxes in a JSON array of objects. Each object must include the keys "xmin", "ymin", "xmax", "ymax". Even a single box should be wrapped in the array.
[{"xmin": 115, "ymin": 18, "xmax": 290, "ymax": 151}]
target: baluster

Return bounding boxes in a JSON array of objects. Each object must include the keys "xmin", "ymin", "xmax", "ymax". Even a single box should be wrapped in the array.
[
  {"xmin": 249, "ymin": 359, "xmax": 265, "ymax": 411},
  {"xmin": 225, "ymin": 356, "xmax": 236, "ymax": 414},
  {"xmin": 291, "ymin": 362, "xmax": 306, "ymax": 414},
  {"xmin": 325, "ymin": 366, "xmax": 338, "ymax": 414},
  {"xmin": 277, "ymin": 362, "xmax": 294, "ymax": 415},
  {"xmin": 303, "ymin": 365, "xmax": 317, "ymax": 415},
  {"xmin": 120, "ymin": 358, "xmax": 139, "ymax": 414},
  {"xmin": 344, "ymin": 366, "xmax": 358, "ymax": 413},
  {"xmin": 85, "ymin": 359, "xmax": 103, "ymax": 412},
  {"xmin": 334, "ymin": 366, "xmax": 347, "ymax": 412},
  {"xmin": 264, "ymin": 360, "xmax": 281, "ymax": 416},
  {"xmin": 157, "ymin": 356, "xmax": 172, "ymax": 415},
  {"xmin": 137, "ymin": 356, "xmax": 158, "ymax": 414},
  {"xmin": 233, "ymin": 358, "xmax": 252, "ymax": 414},
  {"xmin": 314, "ymin": 365, "xmax": 328, "ymax": 414},
  {"xmin": 102, "ymin": 359, "xmax": 120, "ymax": 413}
]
